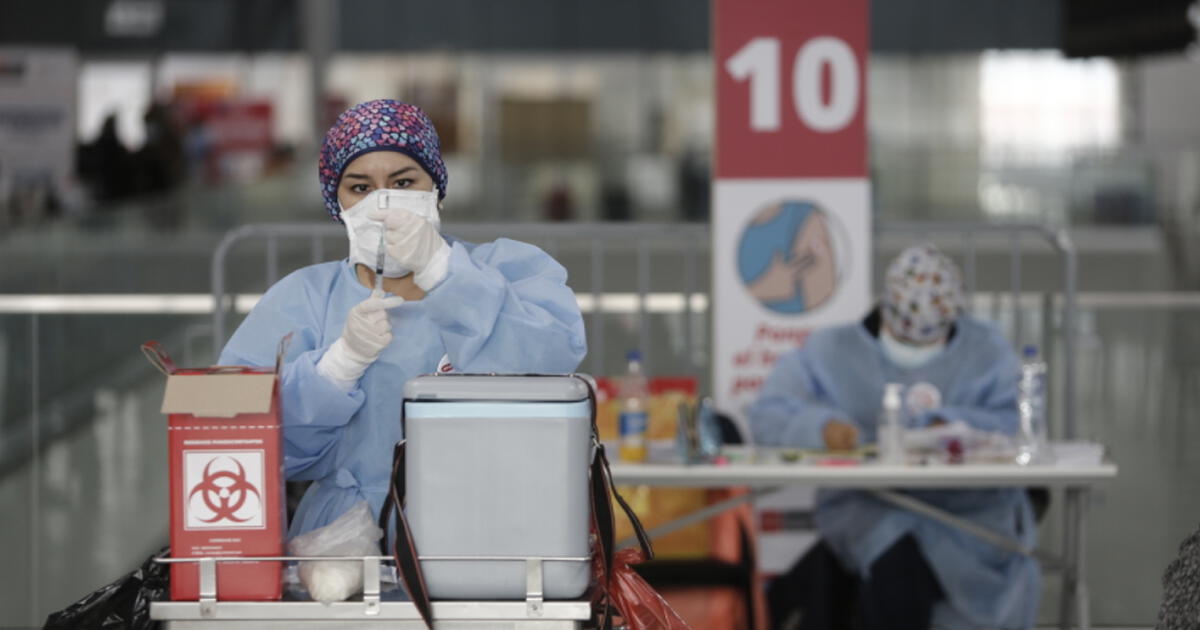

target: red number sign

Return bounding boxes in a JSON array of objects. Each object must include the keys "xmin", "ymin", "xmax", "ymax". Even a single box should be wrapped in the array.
[{"xmin": 715, "ymin": 0, "xmax": 868, "ymax": 179}]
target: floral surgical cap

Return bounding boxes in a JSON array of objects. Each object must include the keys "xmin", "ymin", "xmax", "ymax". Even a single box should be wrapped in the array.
[
  {"xmin": 318, "ymin": 99, "xmax": 447, "ymax": 221},
  {"xmin": 881, "ymin": 244, "xmax": 965, "ymax": 345}
]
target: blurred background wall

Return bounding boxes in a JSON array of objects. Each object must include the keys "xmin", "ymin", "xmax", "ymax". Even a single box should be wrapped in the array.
[
  {"xmin": 1, "ymin": 1, "xmax": 1199, "ymax": 628},
  {"xmin": 1, "ymin": 0, "xmax": 1195, "ymax": 228}
]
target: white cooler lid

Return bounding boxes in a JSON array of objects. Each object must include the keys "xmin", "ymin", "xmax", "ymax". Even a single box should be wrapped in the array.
[{"xmin": 402, "ymin": 374, "xmax": 592, "ymax": 402}]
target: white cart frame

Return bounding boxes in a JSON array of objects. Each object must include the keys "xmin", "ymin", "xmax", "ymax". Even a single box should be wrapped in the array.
[{"xmin": 150, "ymin": 554, "xmax": 592, "ymax": 629}]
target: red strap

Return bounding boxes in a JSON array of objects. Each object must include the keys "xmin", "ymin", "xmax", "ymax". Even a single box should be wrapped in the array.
[
  {"xmin": 575, "ymin": 375, "xmax": 654, "ymax": 630},
  {"xmin": 385, "ymin": 441, "xmax": 434, "ymax": 628},
  {"xmin": 140, "ymin": 341, "xmax": 177, "ymax": 375}
]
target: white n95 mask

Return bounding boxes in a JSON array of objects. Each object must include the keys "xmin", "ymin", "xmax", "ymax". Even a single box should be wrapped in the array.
[
  {"xmin": 880, "ymin": 328, "xmax": 945, "ymax": 370},
  {"xmin": 339, "ymin": 189, "xmax": 441, "ymax": 278}
]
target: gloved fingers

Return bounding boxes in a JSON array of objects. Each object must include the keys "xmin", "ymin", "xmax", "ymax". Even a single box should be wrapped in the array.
[
  {"xmin": 348, "ymin": 301, "xmax": 388, "ymax": 326},
  {"xmin": 369, "ymin": 207, "xmax": 424, "ymax": 232},
  {"xmin": 384, "ymin": 229, "xmax": 406, "ymax": 248},
  {"xmin": 358, "ymin": 300, "xmax": 388, "ymax": 318},
  {"xmin": 350, "ymin": 312, "xmax": 388, "ymax": 338},
  {"xmin": 358, "ymin": 308, "xmax": 391, "ymax": 332},
  {"xmin": 341, "ymin": 328, "xmax": 380, "ymax": 358},
  {"xmin": 362, "ymin": 315, "xmax": 390, "ymax": 337},
  {"xmin": 386, "ymin": 224, "xmax": 439, "ymax": 260},
  {"xmin": 384, "ymin": 218, "xmax": 433, "ymax": 248},
  {"xmin": 343, "ymin": 323, "xmax": 376, "ymax": 350},
  {"xmin": 358, "ymin": 292, "xmax": 406, "ymax": 311},
  {"xmin": 355, "ymin": 296, "xmax": 390, "ymax": 314}
]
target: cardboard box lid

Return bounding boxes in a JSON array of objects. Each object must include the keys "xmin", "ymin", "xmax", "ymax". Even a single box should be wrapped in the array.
[{"xmin": 162, "ymin": 373, "xmax": 275, "ymax": 418}]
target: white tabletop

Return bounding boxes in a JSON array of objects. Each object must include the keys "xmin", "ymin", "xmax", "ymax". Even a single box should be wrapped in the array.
[{"xmin": 609, "ymin": 460, "xmax": 1118, "ymax": 489}]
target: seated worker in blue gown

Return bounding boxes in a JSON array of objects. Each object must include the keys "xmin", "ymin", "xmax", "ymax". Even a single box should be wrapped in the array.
[
  {"xmin": 218, "ymin": 100, "xmax": 587, "ymax": 541},
  {"xmin": 749, "ymin": 245, "xmax": 1039, "ymax": 630}
]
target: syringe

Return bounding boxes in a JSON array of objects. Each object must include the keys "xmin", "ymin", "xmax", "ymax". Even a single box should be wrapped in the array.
[{"xmin": 374, "ymin": 222, "xmax": 386, "ymax": 296}]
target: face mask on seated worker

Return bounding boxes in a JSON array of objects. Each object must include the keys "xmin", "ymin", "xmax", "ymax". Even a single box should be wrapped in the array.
[
  {"xmin": 879, "ymin": 244, "xmax": 964, "ymax": 370},
  {"xmin": 879, "ymin": 327, "xmax": 945, "ymax": 369},
  {"xmin": 340, "ymin": 189, "xmax": 441, "ymax": 278}
]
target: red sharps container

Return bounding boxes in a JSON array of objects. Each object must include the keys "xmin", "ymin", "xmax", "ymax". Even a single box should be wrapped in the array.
[{"xmin": 143, "ymin": 335, "xmax": 289, "ymax": 601}]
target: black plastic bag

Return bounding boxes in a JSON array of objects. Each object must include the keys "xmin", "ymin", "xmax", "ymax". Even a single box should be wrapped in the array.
[{"xmin": 44, "ymin": 547, "xmax": 169, "ymax": 630}]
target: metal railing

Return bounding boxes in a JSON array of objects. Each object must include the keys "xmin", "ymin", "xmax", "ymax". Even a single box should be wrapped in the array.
[
  {"xmin": 211, "ymin": 222, "xmax": 711, "ymax": 379},
  {"xmin": 211, "ymin": 221, "xmax": 1077, "ymax": 438},
  {"xmin": 153, "ymin": 553, "xmax": 589, "ymax": 620}
]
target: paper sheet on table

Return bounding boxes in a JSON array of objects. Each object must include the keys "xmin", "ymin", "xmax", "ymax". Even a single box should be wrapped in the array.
[
  {"xmin": 903, "ymin": 421, "xmax": 1016, "ymax": 460},
  {"xmin": 1049, "ymin": 441, "xmax": 1106, "ymax": 466}
]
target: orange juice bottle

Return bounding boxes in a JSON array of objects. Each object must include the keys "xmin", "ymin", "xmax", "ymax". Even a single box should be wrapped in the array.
[{"xmin": 618, "ymin": 350, "xmax": 649, "ymax": 462}]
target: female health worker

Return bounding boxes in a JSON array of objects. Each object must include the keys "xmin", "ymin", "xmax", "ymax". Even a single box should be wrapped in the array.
[
  {"xmin": 218, "ymin": 99, "xmax": 587, "ymax": 540},
  {"xmin": 750, "ymin": 245, "xmax": 1039, "ymax": 630}
]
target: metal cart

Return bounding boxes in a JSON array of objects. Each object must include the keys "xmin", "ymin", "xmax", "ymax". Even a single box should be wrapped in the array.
[{"xmin": 150, "ymin": 555, "xmax": 593, "ymax": 629}]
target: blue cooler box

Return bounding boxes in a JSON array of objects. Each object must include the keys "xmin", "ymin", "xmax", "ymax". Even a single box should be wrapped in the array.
[{"xmin": 402, "ymin": 374, "xmax": 593, "ymax": 600}]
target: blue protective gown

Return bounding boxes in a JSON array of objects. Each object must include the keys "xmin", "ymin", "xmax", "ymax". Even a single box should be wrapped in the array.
[
  {"xmin": 749, "ymin": 313, "xmax": 1040, "ymax": 630},
  {"xmin": 218, "ymin": 236, "xmax": 587, "ymax": 542}
]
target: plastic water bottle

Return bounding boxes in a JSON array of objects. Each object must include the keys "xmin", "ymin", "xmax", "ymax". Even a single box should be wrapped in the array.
[
  {"xmin": 878, "ymin": 383, "xmax": 906, "ymax": 464},
  {"xmin": 1016, "ymin": 345, "xmax": 1050, "ymax": 465},
  {"xmin": 618, "ymin": 350, "xmax": 649, "ymax": 462},
  {"xmin": 696, "ymin": 398, "xmax": 722, "ymax": 460}
]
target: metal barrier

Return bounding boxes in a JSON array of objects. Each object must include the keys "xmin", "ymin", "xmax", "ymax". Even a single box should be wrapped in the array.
[
  {"xmin": 211, "ymin": 221, "xmax": 1077, "ymax": 438},
  {"xmin": 211, "ymin": 222, "xmax": 710, "ymax": 379}
]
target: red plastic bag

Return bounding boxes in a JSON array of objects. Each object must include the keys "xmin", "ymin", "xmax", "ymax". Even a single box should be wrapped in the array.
[{"xmin": 594, "ymin": 547, "xmax": 692, "ymax": 630}]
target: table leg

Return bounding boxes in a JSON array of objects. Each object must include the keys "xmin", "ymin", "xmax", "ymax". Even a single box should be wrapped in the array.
[
  {"xmin": 616, "ymin": 487, "xmax": 776, "ymax": 550},
  {"xmin": 1075, "ymin": 489, "xmax": 1091, "ymax": 630},
  {"xmin": 870, "ymin": 489, "xmax": 1040, "ymax": 558},
  {"xmin": 1059, "ymin": 488, "xmax": 1076, "ymax": 630}
]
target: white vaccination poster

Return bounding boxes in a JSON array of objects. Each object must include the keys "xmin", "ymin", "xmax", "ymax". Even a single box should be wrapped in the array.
[{"xmin": 713, "ymin": 179, "xmax": 871, "ymax": 427}]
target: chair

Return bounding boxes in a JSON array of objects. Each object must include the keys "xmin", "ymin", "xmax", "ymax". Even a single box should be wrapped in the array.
[{"xmin": 632, "ymin": 414, "xmax": 767, "ymax": 630}]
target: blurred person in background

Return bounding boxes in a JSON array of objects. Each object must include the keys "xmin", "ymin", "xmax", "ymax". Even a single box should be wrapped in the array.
[
  {"xmin": 542, "ymin": 179, "xmax": 574, "ymax": 221},
  {"xmin": 750, "ymin": 244, "xmax": 1038, "ymax": 630},
  {"xmin": 134, "ymin": 102, "xmax": 185, "ymax": 195},
  {"xmin": 183, "ymin": 113, "xmax": 215, "ymax": 184},
  {"xmin": 217, "ymin": 99, "xmax": 586, "ymax": 544},
  {"xmin": 77, "ymin": 113, "xmax": 135, "ymax": 203}
]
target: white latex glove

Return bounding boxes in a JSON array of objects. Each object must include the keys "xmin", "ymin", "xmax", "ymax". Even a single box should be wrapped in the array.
[
  {"xmin": 366, "ymin": 207, "xmax": 451, "ymax": 291},
  {"xmin": 316, "ymin": 292, "xmax": 405, "ymax": 391}
]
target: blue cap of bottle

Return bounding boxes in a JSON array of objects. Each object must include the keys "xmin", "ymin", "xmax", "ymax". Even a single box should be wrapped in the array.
[
  {"xmin": 1023, "ymin": 345, "xmax": 1038, "ymax": 358},
  {"xmin": 627, "ymin": 350, "xmax": 642, "ymax": 362}
]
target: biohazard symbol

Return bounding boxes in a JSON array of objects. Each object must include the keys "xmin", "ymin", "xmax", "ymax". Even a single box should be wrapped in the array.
[{"xmin": 187, "ymin": 457, "xmax": 262, "ymax": 523}]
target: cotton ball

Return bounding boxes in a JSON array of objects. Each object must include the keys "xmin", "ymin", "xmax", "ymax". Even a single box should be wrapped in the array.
[{"xmin": 300, "ymin": 560, "xmax": 363, "ymax": 604}]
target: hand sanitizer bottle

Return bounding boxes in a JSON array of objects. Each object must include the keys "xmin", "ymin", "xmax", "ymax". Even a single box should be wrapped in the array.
[{"xmin": 878, "ymin": 383, "xmax": 906, "ymax": 465}]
